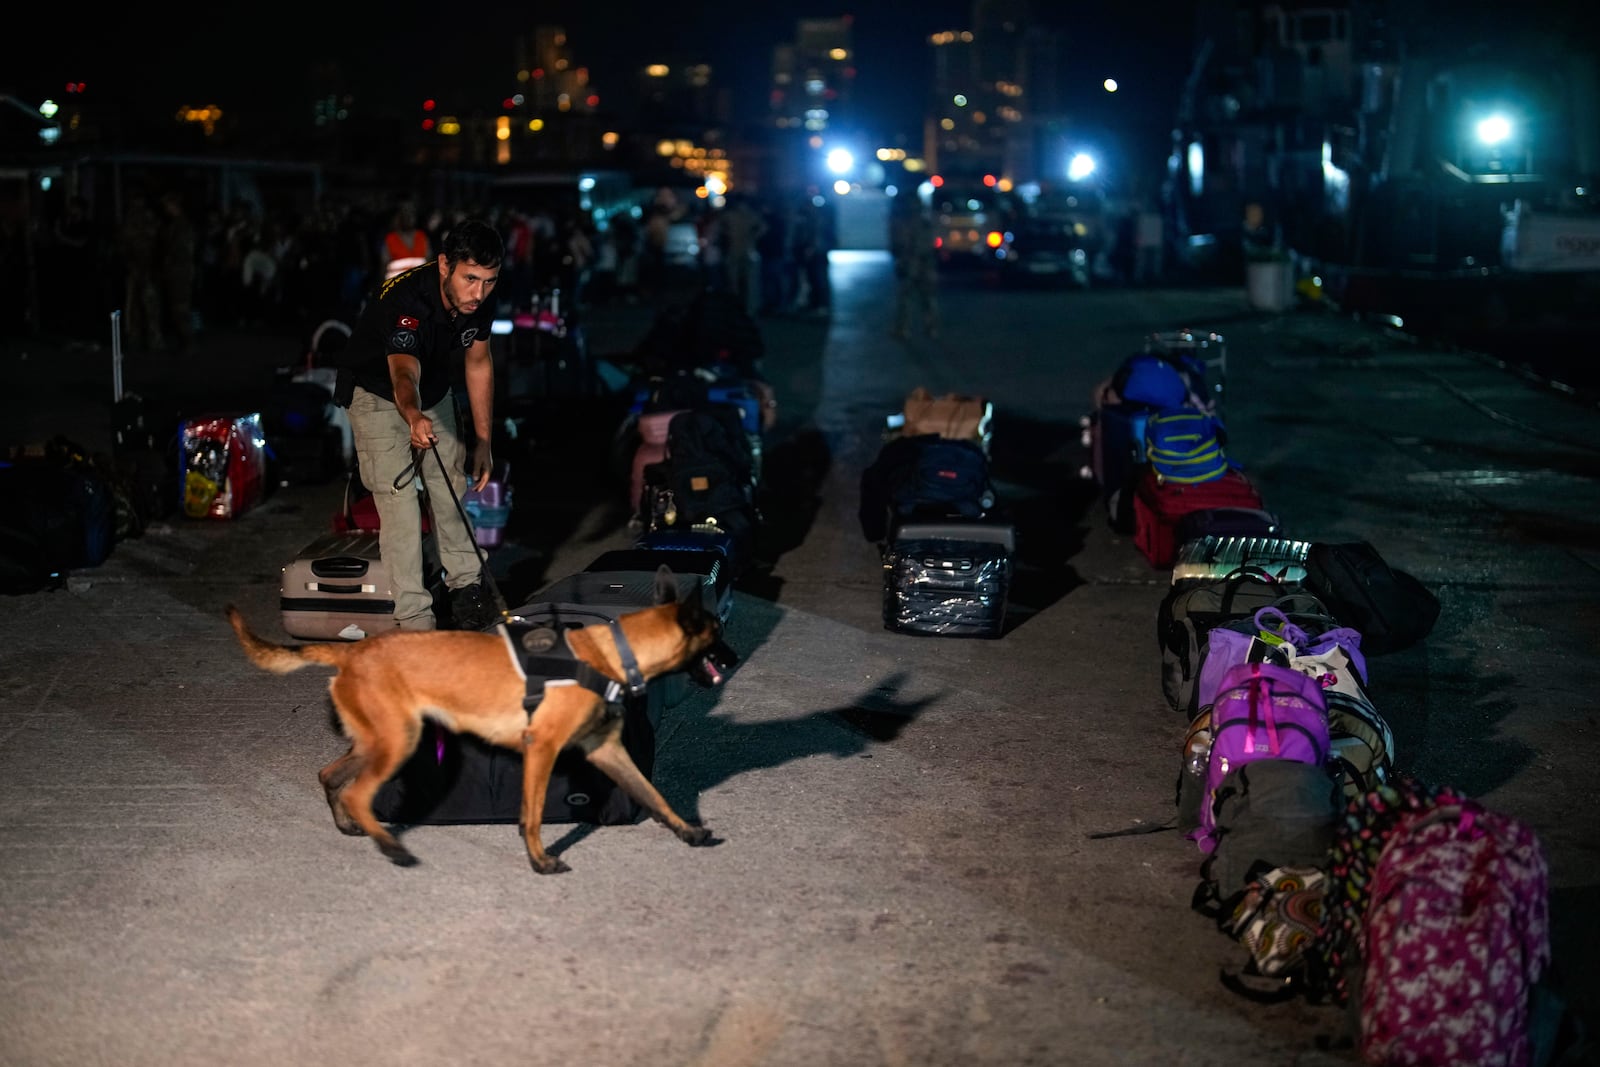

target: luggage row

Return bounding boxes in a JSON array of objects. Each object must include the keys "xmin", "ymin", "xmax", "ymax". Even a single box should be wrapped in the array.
[
  {"xmin": 859, "ymin": 387, "xmax": 1012, "ymax": 639},
  {"xmin": 1083, "ymin": 329, "xmax": 1561, "ymax": 1060}
]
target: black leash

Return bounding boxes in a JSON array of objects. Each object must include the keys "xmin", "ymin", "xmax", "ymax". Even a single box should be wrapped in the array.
[{"xmin": 394, "ymin": 443, "xmax": 510, "ymax": 623}]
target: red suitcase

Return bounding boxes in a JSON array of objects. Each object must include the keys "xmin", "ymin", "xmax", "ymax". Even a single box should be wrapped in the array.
[{"xmin": 1132, "ymin": 466, "xmax": 1266, "ymax": 569}]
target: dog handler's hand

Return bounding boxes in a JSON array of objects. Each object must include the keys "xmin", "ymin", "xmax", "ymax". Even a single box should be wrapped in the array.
[
  {"xmin": 470, "ymin": 440, "xmax": 493, "ymax": 492},
  {"xmin": 408, "ymin": 415, "xmax": 437, "ymax": 450}
]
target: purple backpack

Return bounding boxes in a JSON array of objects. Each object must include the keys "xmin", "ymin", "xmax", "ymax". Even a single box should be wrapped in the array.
[{"xmin": 1190, "ymin": 661, "xmax": 1330, "ymax": 854}]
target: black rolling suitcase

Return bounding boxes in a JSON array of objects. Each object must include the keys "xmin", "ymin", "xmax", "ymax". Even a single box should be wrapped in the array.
[
  {"xmin": 368, "ymin": 685, "xmax": 663, "ymax": 827},
  {"xmin": 370, "ymin": 573, "xmax": 677, "ymax": 827},
  {"xmin": 583, "ymin": 548, "xmax": 735, "ymax": 622},
  {"xmin": 882, "ymin": 521, "xmax": 1015, "ymax": 638}
]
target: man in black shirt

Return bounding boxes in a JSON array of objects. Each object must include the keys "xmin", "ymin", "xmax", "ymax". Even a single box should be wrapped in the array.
[{"xmin": 338, "ymin": 219, "xmax": 502, "ymax": 631}]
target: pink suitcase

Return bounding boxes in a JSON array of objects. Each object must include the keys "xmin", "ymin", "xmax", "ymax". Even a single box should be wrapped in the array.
[{"xmin": 630, "ymin": 409, "xmax": 683, "ymax": 519}]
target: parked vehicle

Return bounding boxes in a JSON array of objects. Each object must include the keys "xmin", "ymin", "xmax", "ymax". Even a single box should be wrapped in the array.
[
  {"xmin": 932, "ymin": 187, "xmax": 1001, "ymax": 269},
  {"xmin": 995, "ymin": 210, "xmax": 1094, "ymax": 288}
]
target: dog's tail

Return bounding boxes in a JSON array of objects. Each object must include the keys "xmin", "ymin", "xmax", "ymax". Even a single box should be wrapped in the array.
[{"xmin": 225, "ymin": 605, "xmax": 347, "ymax": 674}]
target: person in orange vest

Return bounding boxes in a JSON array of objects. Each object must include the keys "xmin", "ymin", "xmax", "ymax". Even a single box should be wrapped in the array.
[{"xmin": 380, "ymin": 202, "xmax": 432, "ymax": 281}]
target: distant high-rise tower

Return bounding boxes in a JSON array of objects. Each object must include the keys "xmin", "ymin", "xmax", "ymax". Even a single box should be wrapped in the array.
[
  {"xmin": 514, "ymin": 28, "xmax": 596, "ymax": 116},
  {"xmin": 769, "ymin": 15, "xmax": 855, "ymax": 132}
]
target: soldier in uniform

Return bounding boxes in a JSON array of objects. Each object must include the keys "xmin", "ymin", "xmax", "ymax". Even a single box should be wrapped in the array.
[{"xmin": 336, "ymin": 219, "xmax": 503, "ymax": 632}]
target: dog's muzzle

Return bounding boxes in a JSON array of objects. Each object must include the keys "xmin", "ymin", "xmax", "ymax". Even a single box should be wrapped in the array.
[{"xmin": 689, "ymin": 639, "xmax": 738, "ymax": 688}]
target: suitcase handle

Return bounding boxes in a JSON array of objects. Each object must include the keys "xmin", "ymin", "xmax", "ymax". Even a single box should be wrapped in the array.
[
  {"xmin": 312, "ymin": 582, "xmax": 367, "ymax": 595},
  {"xmin": 311, "ymin": 555, "xmax": 371, "ymax": 579}
]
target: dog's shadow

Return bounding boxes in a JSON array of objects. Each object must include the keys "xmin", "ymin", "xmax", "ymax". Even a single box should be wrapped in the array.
[
  {"xmin": 541, "ymin": 672, "xmax": 935, "ymax": 858},
  {"xmin": 659, "ymin": 670, "xmax": 934, "ymax": 829}
]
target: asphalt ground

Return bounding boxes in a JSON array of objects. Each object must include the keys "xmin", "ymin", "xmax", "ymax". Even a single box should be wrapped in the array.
[{"xmin": 2, "ymin": 259, "xmax": 1598, "ymax": 1066}]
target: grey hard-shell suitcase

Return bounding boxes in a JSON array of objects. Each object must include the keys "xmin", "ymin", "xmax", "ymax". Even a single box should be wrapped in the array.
[{"xmin": 278, "ymin": 529, "xmax": 440, "ymax": 641}]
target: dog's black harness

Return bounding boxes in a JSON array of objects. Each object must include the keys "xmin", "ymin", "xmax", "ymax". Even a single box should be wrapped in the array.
[{"xmin": 496, "ymin": 617, "xmax": 648, "ymax": 717}]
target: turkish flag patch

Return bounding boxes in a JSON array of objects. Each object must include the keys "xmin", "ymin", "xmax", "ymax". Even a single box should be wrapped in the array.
[{"xmin": 395, "ymin": 315, "xmax": 420, "ymax": 331}]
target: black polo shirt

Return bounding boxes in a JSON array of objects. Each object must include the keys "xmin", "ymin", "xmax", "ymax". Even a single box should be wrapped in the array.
[{"xmin": 339, "ymin": 262, "xmax": 493, "ymax": 410}]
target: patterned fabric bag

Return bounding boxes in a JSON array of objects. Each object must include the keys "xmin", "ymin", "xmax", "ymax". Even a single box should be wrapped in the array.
[
  {"xmin": 1318, "ymin": 779, "xmax": 1552, "ymax": 1066},
  {"xmin": 1222, "ymin": 864, "xmax": 1329, "ymax": 978},
  {"xmin": 1360, "ymin": 800, "xmax": 1551, "ymax": 1066},
  {"xmin": 1318, "ymin": 778, "xmax": 1450, "ymax": 1006}
]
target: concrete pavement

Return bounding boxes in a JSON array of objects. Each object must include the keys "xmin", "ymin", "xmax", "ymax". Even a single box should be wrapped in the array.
[{"xmin": 2, "ymin": 259, "xmax": 1597, "ymax": 1066}]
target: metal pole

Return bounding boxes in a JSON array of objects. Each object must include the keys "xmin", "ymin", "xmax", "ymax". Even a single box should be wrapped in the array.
[{"xmin": 111, "ymin": 309, "xmax": 124, "ymax": 403}]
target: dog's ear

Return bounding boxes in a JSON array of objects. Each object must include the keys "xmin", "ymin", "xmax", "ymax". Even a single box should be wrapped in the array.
[{"xmin": 653, "ymin": 565, "xmax": 679, "ymax": 606}]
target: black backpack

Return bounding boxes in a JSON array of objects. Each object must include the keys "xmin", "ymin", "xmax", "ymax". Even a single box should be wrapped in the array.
[
  {"xmin": 1303, "ymin": 541, "xmax": 1440, "ymax": 655},
  {"xmin": 665, "ymin": 405, "xmax": 755, "ymax": 493},
  {"xmin": 639, "ymin": 407, "xmax": 760, "ymax": 570},
  {"xmin": 859, "ymin": 434, "xmax": 996, "ymax": 542}
]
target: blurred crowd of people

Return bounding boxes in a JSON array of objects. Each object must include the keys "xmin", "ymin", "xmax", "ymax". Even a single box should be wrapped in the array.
[
  {"xmin": 8, "ymin": 183, "xmax": 848, "ymax": 354},
  {"xmin": 11, "ymin": 191, "xmax": 618, "ymax": 352},
  {"xmin": 588, "ymin": 187, "xmax": 836, "ymax": 320}
]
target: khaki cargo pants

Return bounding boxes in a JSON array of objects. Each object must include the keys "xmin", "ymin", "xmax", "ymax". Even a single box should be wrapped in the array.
[{"xmin": 347, "ymin": 386, "xmax": 482, "ymax": 630}]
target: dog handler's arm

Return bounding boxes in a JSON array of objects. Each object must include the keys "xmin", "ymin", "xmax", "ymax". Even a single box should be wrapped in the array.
[
  {"xmin": 463, "ymin": 336, "xmax": 495, "ymax": 491},
  {"xmin": 386, "ymin": 352, "xmax": 434, "ymax": 448}
]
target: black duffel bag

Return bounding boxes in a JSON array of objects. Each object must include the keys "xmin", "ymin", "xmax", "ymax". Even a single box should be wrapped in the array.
[{"xmin": 1303, "ymin": 540, "xmax": 1440, "ymax": 655}]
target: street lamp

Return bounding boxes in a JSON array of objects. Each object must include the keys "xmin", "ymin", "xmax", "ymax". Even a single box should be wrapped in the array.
[{"xmin": 1475, "ymin": 113, "xmax": 1512, "ymax": 146}]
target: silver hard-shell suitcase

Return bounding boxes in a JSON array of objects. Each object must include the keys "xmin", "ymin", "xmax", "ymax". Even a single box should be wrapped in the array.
[
  {"xmin": 279, "ymin": 529, "xmax": 439, "ymax": 640},
  {"xmin": 1170, "ymin": 534, "xmax": 1311, "ymax": 589}
]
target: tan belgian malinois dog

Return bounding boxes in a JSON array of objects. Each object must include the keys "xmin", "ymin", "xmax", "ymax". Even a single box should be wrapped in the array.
[{"xmin": 226, "ymin": 566, "xmax": 735, "ymax": 874}]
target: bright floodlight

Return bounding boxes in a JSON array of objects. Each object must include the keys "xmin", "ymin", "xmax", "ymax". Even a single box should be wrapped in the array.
[
  {"xmin": 1104, "ymin": 79, "xmax": 1119, "ymax": 93},
  {"xmin": 826, "ymin": 147, "xmax": 854, "ymax": 174},
  {"xmin": 1476, "ymin": 114, "xmax": 1513, "ymax": 146},
  {"xmin": 1067, "ymin": 153, "xmax": 1097, "ymax": 182}
]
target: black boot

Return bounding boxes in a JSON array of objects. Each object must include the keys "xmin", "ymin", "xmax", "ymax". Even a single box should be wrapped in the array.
[{"xmin": 448, "ymin": 583, "xmax": 498, "ymax": 632}]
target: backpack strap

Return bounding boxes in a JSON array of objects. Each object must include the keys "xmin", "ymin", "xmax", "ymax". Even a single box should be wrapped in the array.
[{"xmin": 605, "ymin": 617, "xmax": 648, "ymax": 696}]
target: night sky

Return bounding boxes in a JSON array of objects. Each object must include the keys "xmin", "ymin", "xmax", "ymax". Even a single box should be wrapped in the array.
[{"xmin": 12, "ymin": 1, "xmax": 1198, "ymax": 145}]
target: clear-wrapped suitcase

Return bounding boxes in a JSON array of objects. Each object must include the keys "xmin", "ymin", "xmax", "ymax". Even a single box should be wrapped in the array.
[{"xmin": 882, "ymin": 522, "xmax": 1015, "ymax": 639}]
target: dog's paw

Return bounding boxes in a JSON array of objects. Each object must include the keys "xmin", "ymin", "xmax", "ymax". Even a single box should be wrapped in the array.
[
  {"xmin": 680, "ymin": 826, "xmax": 720, "ymax": 848},
  {"xmin": 529, "ymin": 855, "xmax": 572, "ymax": 875}
]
